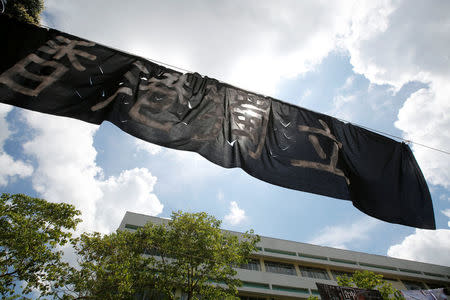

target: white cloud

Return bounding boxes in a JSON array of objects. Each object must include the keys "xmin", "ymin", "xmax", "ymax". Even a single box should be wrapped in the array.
[
  {"xmin": 333, "ymin": 94, "xmax": 357, "ymax": 113},
  {"xmin": 135, "ymin": 139, "xmax": 163, "ymax": 155},
  {"xmin": 442, "ymin": 209, "xmax": 450, "ymax": 218},
  {"xmin": 96, "ymin": 168, "xmax": 162, "ymax": 233},
  {"xmin": 224, "ymin": 201, "xmax": 247, "ymax": 226},
  {"xmin": 387, "ymin": 229, "xmax": 450, "ymax": 267},
  {"xmin": 299, "ymin": 89, "xmax": 312, "ymax": 104},
  {"xmin": 342, "ymin": 1, "xmax": 398, "ymax": 86},
  {"xmin": 344, "ymin": 1, "xmax": 450, "ymax": 89},
  {"xmin": 21, "ymin": 110, "xmax": 162, "ymax": 233},
  {"xmin": 42, "ymin": 0, "xmax": 361, "ymax": 96},
  {"xmin": 0, "ymin": 104, "xmax": 33, "ymax": 186},
  {"xmin": 342, "ymin": 0, "xmax": 450, "ymax": 188},
  {"xmin": 0, "ymin": 104, "xmax": 12, "ymax": 145},
  {"xmin": 439, "ymin": 194, "xmax": 450, "ymax": 202},
  {"xmin": 22, "ymin": 112, "xmax": 102, "ymax": 232},
  {"xmin": 0, "ymin": 154, "xmax": 34, "ymax": 186},
  {"xmin": 341, "ymin": 75, "xmax": 356, "ymax": 91},
  {"xmin": 216, "ymin": 190, "xmax": 225, "ymax": 202},
  {"xmin": 163, "ymin": 149, "xmax": 228, "ymax": 186},
  {"xmin": 308, "ymin": 217, "xmax": 380, "ymax": 249},
  {"xmin": 442, "ymin": 209, "xmax": 450, "ymax": 228},
  {"xmin": 395, "ymin": 79, "xmax": 450, "ymax": 187}
]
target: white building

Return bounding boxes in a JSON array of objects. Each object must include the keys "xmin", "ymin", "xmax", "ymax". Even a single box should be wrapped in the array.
[{"xmin": 119, "ymin": 211, "xmax": 450, "ymax": 300}]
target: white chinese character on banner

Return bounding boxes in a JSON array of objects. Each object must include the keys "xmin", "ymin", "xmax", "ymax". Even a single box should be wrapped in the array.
[
  {"xmin": 291, "ymin": 119, "xmax": 350, "ymax": 184},
  {"xmin": 0, "ymin": 35, "xmax": 96, "ymax": 96}
]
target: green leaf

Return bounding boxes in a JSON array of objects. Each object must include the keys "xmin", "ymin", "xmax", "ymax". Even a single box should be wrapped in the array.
[{"xmin": 0, "ymin": 193, "xmax": 81, "ymax": 298}]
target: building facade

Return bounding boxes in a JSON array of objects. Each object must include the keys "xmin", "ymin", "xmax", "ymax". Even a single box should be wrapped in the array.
[{"xmin": 119, "ymin": 212, "xmax": 450, "ymax": 300}]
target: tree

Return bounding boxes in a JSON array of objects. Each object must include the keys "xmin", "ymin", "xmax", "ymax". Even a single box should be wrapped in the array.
[
  {"xmin": 68, "ymin": 211, "xmax": 260, "ymax": 300},
  {"xmin": 0, "ymin": 193, "xmax": 81, "ymax": 298},
  {"xmin": 3, "ymin": 0, "xmax": 44, "ymax": 25},
  {"xmin": 137, "ymin": 211, "xmax": 260, "ymax": 300},
  {"xmin": 62, "ymin": 230, "xmax": 157, "ymax": 300},
  {"xmin": 337, "ymin": 270, "xmax": 404, "ymax": 300}
]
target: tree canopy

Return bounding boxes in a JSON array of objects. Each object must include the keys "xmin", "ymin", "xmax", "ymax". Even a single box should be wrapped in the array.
[
  {"xmin": 0, "ymin": 193, "xmax": 81, "ymax": 298},
  {"xmin": 67, "ymin": 211, "xmax": 260, "ymax": 300},
  {"xmin": 337, "ymin": 270, "xmax": 404, "ymax": 300},
  {"xmin": 3, "ymin": 0, "xmax": 44, "ymax": 25},
  {"xmin": 139, "ymin": 211, "xmax": 260, "ymax": 300},
  {"xmin": 61, "ymin": 230, "xmax": 156, "ymax": 300}
]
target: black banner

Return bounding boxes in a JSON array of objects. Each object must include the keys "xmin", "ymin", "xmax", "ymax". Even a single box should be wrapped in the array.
[
  {"xmin": 0, "ymin": 15, "xmax": 435, "ymax": 229},
  {"xmin": 316, "ymin": 283, "xmax": 383, "ymax": 300}
]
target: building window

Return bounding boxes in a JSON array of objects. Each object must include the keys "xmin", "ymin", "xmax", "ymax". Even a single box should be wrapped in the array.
[
  {"xmin": 329, "ymin": 258, "xmax": 357, "ymax": 265},
  {"xmin": 264, "ymin": 248, "xmax": 297, "ymax": 256},
  {"xmin": 242, "ymin": 281, "xmax": 270, "ymax": 289},
  {"xmin": 360, "ymin": 262, "xmax": 397, "ymax": 271},
  {"xmin": 125, "ymin": 223, "xmax": 141, "ymax": 230},
  {"xmin": 299, "ymin": 253, "xmax": 328, "ymax": 261},
  {"xmin": 399, "ymin": 268, "xmax": 422, "ymax": 274},
  {"xmin": 423, "ymin": 272, "xmax": 446, "ymax": 278},
  {"xmin": 331, "ymin": 270, "xmax": 353, "ymax": 281},
  {"xmin": 426, "ymin": 282, "xmax": 447, "ymax": 289},
  {"xmin": 238, "ymin": 259, "xmax": 261, "ymax": 271},
  {"xmin": 264, "ymin": 261, "xmax": 297, "ymax": 276},
  {"xmin": 299, "ymin": 266, "xmax": 330, "ymax": 280},
  {"xmin": 272, "ymin": 285, "xmax": 309, "ymax": 294},
  {"xmin": 402, "ymin": 280, "xmax": 426, "ymax": 290}
]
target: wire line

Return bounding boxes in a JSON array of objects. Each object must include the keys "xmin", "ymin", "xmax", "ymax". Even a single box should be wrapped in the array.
[
  {"xmin": 336, "ymin": 118, "xmax": 450, "ymax": 155},
  {"xmin": 144, "ymin": 58, "xmax": 450, "ymax": 156},
  {"xmin": 34, "ymin": 23, "xmax": 450, "ymax": 156}
]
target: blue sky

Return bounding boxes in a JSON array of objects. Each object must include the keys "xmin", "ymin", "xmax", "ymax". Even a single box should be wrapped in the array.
[{"xmin": 1, "ymin": 0, "xmax": 449, "ymax": 267}]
